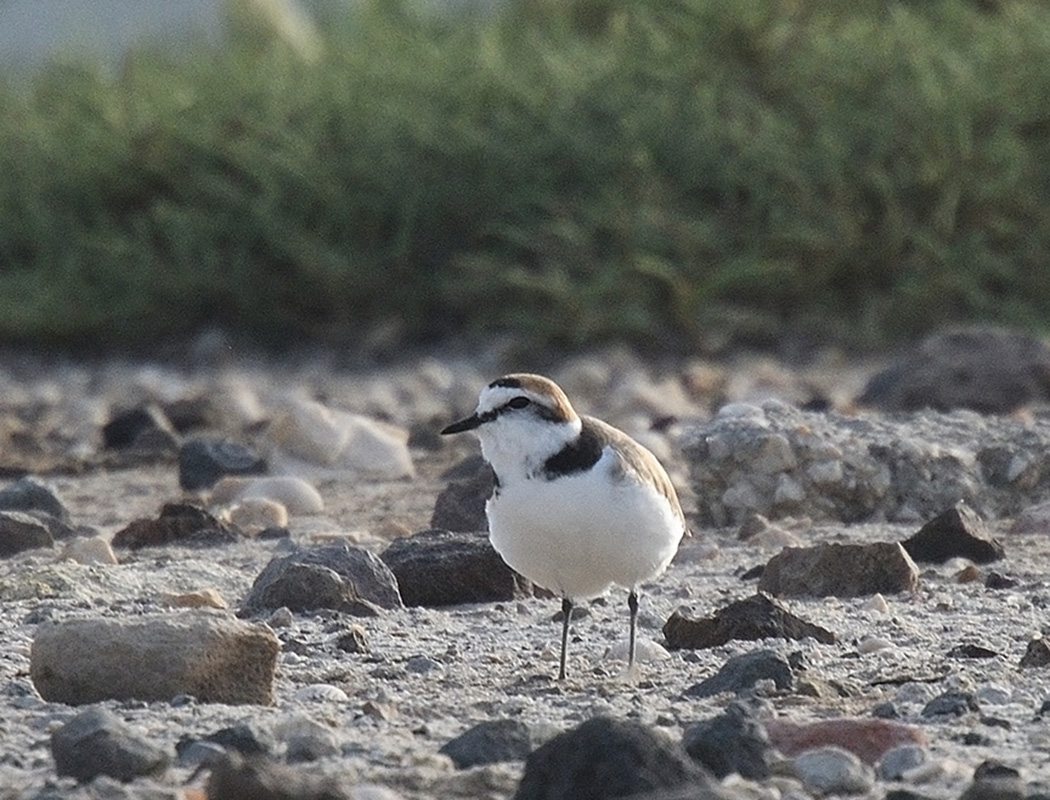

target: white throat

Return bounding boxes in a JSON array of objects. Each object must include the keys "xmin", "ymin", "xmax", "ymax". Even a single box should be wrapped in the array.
[{"xmin": 476, "ymin": 415, "xmax": 582, "ymax": 484}]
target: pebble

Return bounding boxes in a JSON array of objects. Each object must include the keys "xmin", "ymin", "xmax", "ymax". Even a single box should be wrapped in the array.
[
  {"xmin": 60, "ymin": 535, "xmax": 118, "ymax": 565},
  {"xmin": 439, "ymin": 719, "xmax": 535, "ymax": 768},
  {"xmin": 51, "ymin": 706, "xmax": 170, "ymax": 783},
  {"xmin": 683, "ymin": 649, "xmax": 794, "ymax": 698},
  {"xmin": 211, "ymin": 475, "xmax": 324, "ymax": 514},
  {"xmin": 177, "ymin": 437, "xmax": 267, "ymax": 491},
  {"xmin": 792, "ymin": 746, "xmax": 875, "ymax": 795},
  {"xmin": 0, "ymin": 475, "xmax": 71, "ymax": 522}
]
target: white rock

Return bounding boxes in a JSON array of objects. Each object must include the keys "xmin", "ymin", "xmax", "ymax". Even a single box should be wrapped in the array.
[
  {"xmin": 290, "ymin": 683, "xmax": 349, "ymax": 702},
  {"xmin": 60, "ymin": 536, "xmax": 118, "ymax": 565},
  {"xmin": 211, "ymin": 476, "xmax": 324, "ymax": 515},
  {"xmin": 220, "ymin": 498, "xmax": 289, "ymax": 531},
  {"xmin": 862, "ymin": 593, "xmax": 890, "ymax": 613},
  {"xmin": 792, "ymin": 746, "xmax": 874, "ymax": 795},
  {"xmin": 604, "ymin": 638, "xmax": 670, "ymax": 664}
]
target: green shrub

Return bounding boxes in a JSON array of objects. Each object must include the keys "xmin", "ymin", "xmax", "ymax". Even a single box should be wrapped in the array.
[{"xmin": 1, "ymin": 0, "xmax": 1049, "ymax": 352}]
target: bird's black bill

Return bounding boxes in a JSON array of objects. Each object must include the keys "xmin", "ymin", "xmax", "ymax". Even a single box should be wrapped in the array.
[{"xmin": 441, "ymin": 414, "xmax": 482, "ymax": 435}]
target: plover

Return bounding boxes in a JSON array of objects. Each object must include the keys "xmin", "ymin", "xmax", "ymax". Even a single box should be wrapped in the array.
[{"xmin": 441, "ymin": 373, "xmax": 686, "ymax": 679}]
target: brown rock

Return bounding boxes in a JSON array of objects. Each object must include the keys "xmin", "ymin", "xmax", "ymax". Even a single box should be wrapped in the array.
[
  {"xmin": 758, "ymin": 542, "xmax": 919, "ymax": 598},
  {"xmin": 112, "ymin": 503, "xmax": 241, "ymax": 549},
  {"xmin": 902, "ymin": 504, "xmax": 1004, "ymax": 565},
  {"xmin": 30, "ymin": 613, "xmax": 279, "ymax": 705},
  {"xmin": 763, "ymin": 718, "xmax": 927, "ymax": 765},
  {"xmin": 663, "ymin": 592, "xmax": 835, "ymax": 649}
]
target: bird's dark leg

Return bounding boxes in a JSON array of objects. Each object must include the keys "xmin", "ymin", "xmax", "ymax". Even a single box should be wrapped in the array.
[
  {"xmin": 628, "ymin": 590, "xmax": 639, "ymax": 669},
  {"xmin": 559, "ymin": 597, "xmax": 573, "ymax": 680}
]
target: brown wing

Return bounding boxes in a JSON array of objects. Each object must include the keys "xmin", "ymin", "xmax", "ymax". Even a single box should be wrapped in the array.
[{"xmin": 581, "ymin": 416, "xmax": 687, "ymax": 534}]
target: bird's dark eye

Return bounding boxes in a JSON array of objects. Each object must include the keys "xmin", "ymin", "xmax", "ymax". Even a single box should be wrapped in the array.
[{"xmin": 507, "ymin": 396, "xmax": 531, "ymax": 410}]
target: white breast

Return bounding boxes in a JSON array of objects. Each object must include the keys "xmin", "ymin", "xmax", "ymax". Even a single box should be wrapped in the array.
[{"xmin": 486, "ymin": 447, "xmax": 683, "ymax": 599}]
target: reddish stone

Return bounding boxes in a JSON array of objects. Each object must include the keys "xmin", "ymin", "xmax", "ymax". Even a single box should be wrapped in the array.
[{"xmin": 763, "ymin": 718, "xmax": 927, "ymax": 765}]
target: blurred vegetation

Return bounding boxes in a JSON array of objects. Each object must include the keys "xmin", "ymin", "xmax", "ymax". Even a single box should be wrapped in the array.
[{"xmin": 2, "ymin": 0, "xmax": 1050, "ymax": 354}]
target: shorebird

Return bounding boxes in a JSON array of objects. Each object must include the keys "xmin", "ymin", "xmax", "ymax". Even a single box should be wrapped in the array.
[{"xmin": 441, "ymin": 373, "xmax": 686, "ymax": 679}]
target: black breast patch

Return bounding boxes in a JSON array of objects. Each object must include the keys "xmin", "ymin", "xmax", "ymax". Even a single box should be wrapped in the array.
[{"xmin": 541, "ymin": 421, "xmax": 605, "ymax": 478}]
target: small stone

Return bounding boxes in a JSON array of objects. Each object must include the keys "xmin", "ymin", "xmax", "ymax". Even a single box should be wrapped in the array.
[
  {"xmin": 947, "ymin": 643, "xmax": 999, "ymax": 659},
  {"xmin": 877, "ymin": 745, "xmax": 928, "ymax": 780},
  {"xmin": 1019, "ymin": 638, "xmax": 1050, "ymax": 668},
  {"xmin": 241, "ymin": 543, "xmax": 403, "ymax": 615},
  {"xmin": 682, "ymin": 702, "xmax": 774, "ymax": 779},
  {"xmin": 178, "ymin": 438, "xmax": 267, "ymax": 491},
  {"xmin": 663, "ymin": 592, "xmax": 835, "ymax": 649},
  {"xmin": 959, "ymin": 760, "xmax": 1025, "ymax": 800},
  {"xmin": 430, "ymin": 460, "xmax": 494, "ymax": 532},
  {"xmin": 683, "ymin": 649, "xmax": 793, "ymax": 698},
  {"xmin": 52, "ymin": 707, "xmax": 170, "ymax": 783},
  {"xmin": 902, "ymin": 504, "xmax": 1004, "ymax": 565},
  {"xmin": 0, "ymin": 510, "xmax": 54, "ymax": 556},
  {"xmin": 112, "ymin": 503, "xmax": 240, "ymax": 549},
  {"xmin": 205, "ymin": 752, "xmax": 355, "ymax": 800},
  {"xmin": 220, "ymin": 498, "xmax": 289, "ymax": 532},
  {"xmin": 1008, "ymin": 499, "xmax": 1050, "ymax": 535},
  {"xmin": 160, "ymin": 588, "xmax": 229, "ymax": 610},
  {"xmin": 102, "ymin": 404, "xmax": 179, "ymax": 452},
  {"xmin": 985, "ymin": 572, "xmax": 1019, "ymax": 590},
  {"xmin": 334, "ymin": 624, "xmax": 370, "ymax": 653},
  {"xmin": 439, "ymin": 719, "xmax": 534, "ymax": 768},
  {"xmin": 792, "ymin": 746, "xmax": 875, "ymax": 796},
  {"xmin": 31, "ymin": 613, "xmax": 279, "ymax": 705},
  {"xmin": 204, "ymin": 722, "xmax": 275, "ymax": 755},
  {"xmin": 60, "ymin": 535, "xmax": 118, "ymax": 565},
  {"xmin": 275, "ymin": 714, "xmax": 340, "ymax": 763},
  {"xmin": 381, "ymin": 528, "xmax": 532, "ymax": 607},
  {"xmin": 758, "ymin": 542, "xmax": 919, "ymax": 597},
  {"xmin": 921, "ymin": 690, "xmax": 980, "ymax": 718},
  {"xmin": 405, "ymin": 655, "xmax": 442, "ymax": 674},
  {"xmin": 211, "ymin": 475, "xmax": 324, "ymax": 515},
  {"xmin": 292, "ymin": 684, "xmax": 349, "ymax": 702},
  {"xmin": 0, "ymin": 475, "xmax": 71, "ymax": 523},
  {"xmin": 515, "ymin": 717, "xmax": 714, "ymax": 800}
]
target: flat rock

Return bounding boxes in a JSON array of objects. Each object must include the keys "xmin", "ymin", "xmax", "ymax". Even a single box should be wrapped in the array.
[
  {"xmin": 102, "ymin": 403, "xmax": 179, "ymax": 452},
  {"xmin": 901, "ymin": 504, "xmax": 1005, "ymax": 564},
  {"xmin": 856, "ymin": 327, "xmax": 1050, "ymax": 413},
  {"xmin": 683, "ymin": 649, "xmax": 793, "ymax": 698},
  {"xmin": 205, "ymin": 752, "xmax": 356, "ymax": 800},
  {"xmin": 515, "ymin": 716, "xmax": 714, "ymax": 800},
  {"xmin": 381, "ymin": 528, "xmax": 532, "ymax": 607},
  {"xmin": 0, "ymin": 475, "xmax": 71, "ymax": 523},
  {"xmin": 757, "ymin": 542, "xmax": 919, "ymax": 597},
  {"xmin": 30, "ymin": 612, "xmax": 279, "ymax": 705},
  {"xmin": 440, "ymin": 719, "xmax": 536, "ymax": 768},
  {"xmin": 763, "ymin": 718, "xmax": 928, "ymax": 764},
  {"xmin": 430, "ymin": 460, "xmax": 494, "ymax": 532},
  {"xmin": 267, "ymin": 399, "xmax": 414, "ymax": 479},
  {"xmin": 52, "ymin": 706, "xmax": 170, "ymax": 783},
  {"xmin": 178, "ymin": 437, "xmax": 267, "ymax": 491},
  {"xmin": 679, "ymin": 401, "xmax": 1050, "ymax": 525},
  {"xmin": 0, "ymin": 510, "xmax": 54, "ymax": 556},
  {"xmin": 663, "ymin": 592, "xmax": 835, "ymax": 649},
  {"xmin": 682, "ymin": 702, "xmax": 774, "ymax": 779},
  {"xmin": 241, "ymin": 543, "xmax": 403, "ymax": 615},
  {"xmin": 112, "ymin": 502, "xmax": 241, "ymax": 549}
]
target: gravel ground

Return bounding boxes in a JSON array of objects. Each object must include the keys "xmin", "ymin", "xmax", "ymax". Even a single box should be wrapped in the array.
[{"xmin": 1, "ymin": 348, "xmax": 1049, "ymax": 798}]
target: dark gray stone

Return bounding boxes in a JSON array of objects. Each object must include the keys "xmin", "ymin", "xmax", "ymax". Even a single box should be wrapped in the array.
[
  {"xmin": 111, "ymin": 502, "xmax": 240, "ymax": 549},
  {"xmin": 440, "ymin": 719, "xmax": 534, "ymax": 768},
  {"xmin": 682, "ymin": 702, "xmax": 773, "ymax": 779},
  {"xmin": 381, "ymin": 528, "xmax": 532, "ymax": 607},
  {"xmin": 0, "ymin": 476, "xmax": 70, "ymax": 523},
  {"xmin": 683, "ymin": 650, "xmax": 793, "ymax": 698},
  {"xmin": 663, "ymin": 592, "xmax": 835, "ymax": 649},
  {"xmin": 178, "ymin": 438, "xmax": 267, "ymax": 491},
  {"xmin": 0, "ymin": 510, "xmax": 53, "ymax": 556},
  {"xmin": 1019, "ymin": 638, "xmax": 1050, "ymax": 668},
  {"xmin": 921, "ymin": 690, "xmax": 980, "ymax": 718},
  {"xmin": 514, "ymin": 717, "xmax": 713, "ymax": 800},
  {"xmin": 431, "ymin": 460, "xmax": 494, "ymax": 532},
  {"xmin": 102, "ymin": 404, "xmax": 179, "ymax": 451},
  {"xmin": 205, "ymin": 752, "xmax": 354, "ymax": 800},
  {"xmin": 51, "ymin": 707, "xmax": 170, "ymax": 783},
  {"xmin": 241, "ymin": 544, "xmax": 403, "ymax": 615},
  {"xmin": 856, "ymin": 327, "xmax": 1050, "ymax": 414},
  {"xmin": 902, "ymin": 504, "xmax": 1004, "ymax": 565}
]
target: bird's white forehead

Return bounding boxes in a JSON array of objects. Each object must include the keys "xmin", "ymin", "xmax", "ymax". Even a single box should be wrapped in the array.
[{"xmin": 477, "ymin": 373, "xmax": 576, "ymax": 422}]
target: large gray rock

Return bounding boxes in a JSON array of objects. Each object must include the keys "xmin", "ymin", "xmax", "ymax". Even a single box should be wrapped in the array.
[
  {"xmin": 241, "ymin": 543, "xmax": 403, "ymax": 615},
  {"xmin": 680, "ymin": 401, "xmax": 1050, "ymax": 525},
  {"xmin": 857, "ymin": 327, "xmax": 1050, "ymax": 414},
  {"xmin": 52, "ymin": 707, "xmax": 170, "ymax": 783},
  {"xmin": 30, "ymin": 612, "xmax": 279, "ymax": 705}
]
